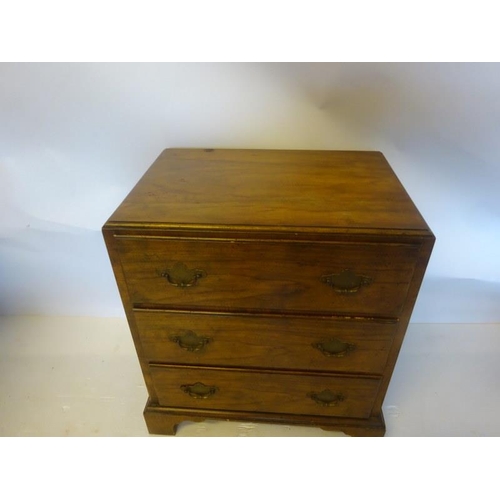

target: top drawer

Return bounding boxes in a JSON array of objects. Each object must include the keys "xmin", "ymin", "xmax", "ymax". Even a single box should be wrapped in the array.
[{"xmin": 115, "ymin": 236, "xmax": 419, "ymax": 317}]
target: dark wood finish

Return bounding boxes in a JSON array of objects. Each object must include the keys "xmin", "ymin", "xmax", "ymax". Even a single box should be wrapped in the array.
[
  {"xmin": 149, "ymin": 364, "xmax": 380, "ymax": 418},
  {"xmin": 106, "ymin": 149, "xmax": 430, "ymax": 232},
  {"xmin": 103, "ymin": 148, "xmax": 434, "ymax": 436},
  {"xmin": 143, "ymin": 400, "xmax": 386, "ymax": 437},
  {"xmin": 116, "ymin": 237, "xmax": 418, "ymax": 317},
  {"xmin": 102, "ymin": 230, "xmax": 159, "ymax": 402},
  {"xmin": 371, "ymin": 237, "xmax": 435, "ymax": 413},
  {"xmin": 134, "ymin": 310, "xmax": 396, "ymax": 374}
]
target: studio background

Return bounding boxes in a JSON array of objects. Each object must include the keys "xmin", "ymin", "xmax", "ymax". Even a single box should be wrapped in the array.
[{"xmin": 1, "ymin": 62, "xmax": 499, "ymax": 322}]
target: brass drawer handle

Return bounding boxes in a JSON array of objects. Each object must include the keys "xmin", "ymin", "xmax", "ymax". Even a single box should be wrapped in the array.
[
  {"xmin": 169, "ymin": 330, "xmax": 211, "ymax": 352},
  {"xmin": 321, "ymin": 269, "xmax": 372, "ymax": 294},
  {"xmin": 161, "ymin": 262, "xmax": 206, "ymax": 287},
  {"xmin": 312, "ymin": 338, "xmax": 356, "ymax": 357},
  {"xmin": 308, "ymin": 389, "xmax": 345, "ymax": 407},
  {"xmin": 181, "ymin": 382, "xmax": 218, "ymax": 399}
]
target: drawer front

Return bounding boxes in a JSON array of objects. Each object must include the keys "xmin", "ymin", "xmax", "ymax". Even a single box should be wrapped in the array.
[
  {"xmin": 150, "ymin": 365, "xmax": 381, "ymax": 419},
  {"xmin": 135, "ymin": 310, "xmax": 396, "ymax": 375},
  {"xmin": 117, "ymin": 237, "xmax": 419, "ymax": 316}
]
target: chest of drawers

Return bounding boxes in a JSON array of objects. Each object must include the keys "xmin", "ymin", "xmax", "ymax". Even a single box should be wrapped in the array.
[{"xmin": 103, "ymin": 148, "xmax": 434, "ymax": 436}]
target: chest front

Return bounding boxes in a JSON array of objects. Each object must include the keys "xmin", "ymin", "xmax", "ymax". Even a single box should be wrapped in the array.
[{"xmin": 103, "ymin": 148, "xmax": 434, "ymax": 436}]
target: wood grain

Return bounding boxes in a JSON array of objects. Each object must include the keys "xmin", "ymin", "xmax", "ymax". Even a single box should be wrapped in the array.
[
  {"xmin": 149, "ymin": 364, "xmax": 381, "ymax": 419},
  {"xmin": 143, "ymin": 400, "xmax": 386, "ymax": 437},
  {"xmin": 134, "ymin": 310, "xmax": 396, "ymax": 374},
  {"xmin": 117, "ymin": 237, "xmax": 419, "ymax": 316},
  {"xmin": 106, "ymin": 148, "xmax": 430, "ymax": 232}
]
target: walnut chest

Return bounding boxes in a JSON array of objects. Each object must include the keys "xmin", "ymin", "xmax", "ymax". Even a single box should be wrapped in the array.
[{"xmin": 103, "ymin": 148, "xmax": 434, "ymax": 436}]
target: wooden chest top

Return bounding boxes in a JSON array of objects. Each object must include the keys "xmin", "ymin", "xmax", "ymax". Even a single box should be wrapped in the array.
[{"xmin": 105, "ymin": 148, "xmax": 430, "ymax": 234}]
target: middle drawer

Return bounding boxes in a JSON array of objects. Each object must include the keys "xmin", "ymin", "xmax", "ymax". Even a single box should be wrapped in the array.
[{"xmin": 134, "ymin": 310, "xmax": 396, "ymax": 375}]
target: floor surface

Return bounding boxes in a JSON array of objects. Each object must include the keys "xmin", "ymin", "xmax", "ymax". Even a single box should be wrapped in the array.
[{"xmin": 1, "ymin": 316, "xmax": 498, "ymax": 436}]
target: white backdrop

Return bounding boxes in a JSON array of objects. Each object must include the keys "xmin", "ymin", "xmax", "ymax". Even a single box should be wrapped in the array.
[{"xmin": 1, "ymin": 62, "xmax": 499, "ymax": 321}]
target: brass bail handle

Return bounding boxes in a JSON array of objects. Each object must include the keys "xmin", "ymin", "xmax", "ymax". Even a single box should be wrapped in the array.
[
  {"xmin": 308, "ymin": 389, "xmax": 345, "ymax": 407},
  {"xmin": 161, "ymin": 262, "xmax": 207, "ymax": 287},
  {"xmin": 181, "ymin": 382, "xmax": 218, "ymax": 399},
  {"xmin": 312, "ymin": 338, "xmax": 356, "ymax": 357},
  {"xmin": 321, "ymin": 269, "xmax": 372, "ymax": 294},
  {"xmin": 169, "ymin": 330, "xmax": 211, "ymax": 352}
]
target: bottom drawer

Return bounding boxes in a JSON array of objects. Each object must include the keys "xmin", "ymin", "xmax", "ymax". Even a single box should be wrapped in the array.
[{"xmin": 150, "ymin": 365, "xmax": 380, "ymax": 419}]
